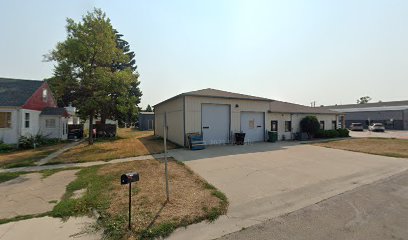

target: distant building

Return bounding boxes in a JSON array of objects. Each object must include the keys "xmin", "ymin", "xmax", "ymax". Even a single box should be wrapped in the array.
[
  {"xmin": 326, "ymin": 100, "xmax": 408, "ymax": 130},
  {"xmin": 138, "ymin": 112, "xmax": 154, "ymax": 130}
]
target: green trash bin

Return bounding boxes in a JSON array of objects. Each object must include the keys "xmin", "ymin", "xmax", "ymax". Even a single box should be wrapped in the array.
[{"xmin": 268, "ymin": 131, "xmax": 278, "ymax": 142}]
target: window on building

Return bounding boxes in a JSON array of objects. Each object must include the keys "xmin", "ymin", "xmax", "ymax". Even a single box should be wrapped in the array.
[
  {"xmin": 42, "ymin": 89, "xmax": 48, "ymax": 102},
  {"xmin": 271, "ymin": 120, "xmax": 278, "ymax": 131},
  {"xmin": 25, "ymin": 113, "xmax": 30, "ymax": 128},
  {"xmin": 332, "ymin": 120, "xmax": 337, "ymax": 130},
  {"xmin": 285, "ymin": 121, "xmax": 292, "ymax": 132},
  {"xmin": 320, "ymin": 121, "xmax": 325, "ymax": 130},
  {"xmin": 0, "ymin": 112, "xmax": 11, "ymax": 128},
  {"xmin": 46, "ymin": 119, "xmax": 56, "ymax": 128}
]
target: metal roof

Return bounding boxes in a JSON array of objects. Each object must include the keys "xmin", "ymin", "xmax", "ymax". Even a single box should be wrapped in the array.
[
  {"xmin": 0, "ymin": 78, "xmax": 44, "ymax": 107},
  {"xmin": 326, "ymin": 100, "xmax": 408, "ymax": 109},
  {"xmin": 155, "ymin": 88, "xmax": 337, "ymax": 114}
]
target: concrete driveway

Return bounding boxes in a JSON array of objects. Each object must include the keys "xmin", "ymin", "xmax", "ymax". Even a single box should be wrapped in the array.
[
  {"xmin": 167, "ymin": 142, "xmax": 408, "ymax": 240},
  {"xmin": 349, "ymin": 130, "xmax": 408, "ymax": 139}
]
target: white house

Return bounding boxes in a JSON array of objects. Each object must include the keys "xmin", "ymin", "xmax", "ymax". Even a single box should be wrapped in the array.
[
  {"xmin": 154, "ymin": 88, "xmax": 339, "ymax": 147},
  {"xmin": 0, "ymin": 78, "xmax": 69, "ymax": 144}
]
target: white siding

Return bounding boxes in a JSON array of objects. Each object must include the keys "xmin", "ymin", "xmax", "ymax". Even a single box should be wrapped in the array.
[
  {"xmin": 154, "ymin": 97, "xmax": 184, "ymax": 146},
  {"xmin": 20, "ymin": 109, "xmax": 41, "ymax": 138},
  {"xmin": 39, "ymin": 116, "xmax": 66, "ymax": 139},
  {"xmin": 0, "ymin": 108, "xmax": 18, "ymax": 144},
  {"xmin": 156, "ymin": 95, "xmax": 338, "ymax": 147},
  {"xmin": 184, "ymin": 96, "xmax": 270, "ymax": 144}
]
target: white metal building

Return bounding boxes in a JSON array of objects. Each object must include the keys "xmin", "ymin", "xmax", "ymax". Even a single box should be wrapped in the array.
[{"xmin": 154, "ymin": 88, "xmax": 339, "ymax": 147}]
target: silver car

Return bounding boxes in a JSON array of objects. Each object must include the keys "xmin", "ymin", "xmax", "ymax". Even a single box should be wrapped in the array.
[
  {"xmin": 349, "ymin": 123, "xmax": 364, "ymax": 131},
  {"xmin": 369, "ymin": 123, "xmax": 385, "ymax": 132}
]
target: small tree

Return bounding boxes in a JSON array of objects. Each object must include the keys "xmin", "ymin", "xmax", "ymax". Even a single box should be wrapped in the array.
[
  {"xmin": 300, "ymin": 116, "xmax": 320, "ymax": 139},
  {"xmin": 145, "ymin": 104, "xmax": 153, "ymax": 112},
  {"xmin": 357, "ymin": 96, "xmax": 371, "ymax": 104}
]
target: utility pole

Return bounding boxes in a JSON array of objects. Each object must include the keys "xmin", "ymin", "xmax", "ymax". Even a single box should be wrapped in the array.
[{"xmin": 163, "ymin": 113, "xmax": 169, "ymax": 201}]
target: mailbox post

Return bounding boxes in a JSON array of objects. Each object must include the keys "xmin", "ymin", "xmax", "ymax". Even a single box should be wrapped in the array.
[{"xmin": 121, "ymin": 172, "xmax": 140, "ymax": 230}]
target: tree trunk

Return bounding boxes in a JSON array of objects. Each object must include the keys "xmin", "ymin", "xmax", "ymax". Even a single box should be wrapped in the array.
[
  {"xmin": 101, "ymin": 114, "xmax": 106, "ymax": 124},
  {"xmin": 88, "ymin": 113, "xmax": 94, "ymax": 145}
]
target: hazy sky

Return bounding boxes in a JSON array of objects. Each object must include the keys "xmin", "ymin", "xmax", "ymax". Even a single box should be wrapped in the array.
[{"xmin": 1, "ymin": 0, "xmax": 407, "ymax": 108}]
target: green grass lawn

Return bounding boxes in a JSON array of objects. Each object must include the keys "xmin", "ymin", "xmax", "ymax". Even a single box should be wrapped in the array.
[
  {"xmin": 315, "ymin": 138, "xmax": 408, "ymax": 158},
  {"xmin": 0, "ymin": 143, "xmax": 68, "ymax": 168},
  {"xmin": 49, "ymin": 129, "xmax": 177, "ymax": 164},
  {"xmin": 51, "ymin": 159, "xmax": 228, "ymax": 239}
]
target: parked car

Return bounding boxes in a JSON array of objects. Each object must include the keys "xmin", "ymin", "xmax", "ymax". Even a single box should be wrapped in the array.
[
  {"xmin": 349, "ymin": 123, "xmax": 364, "ymax": 131},
  {"xmin": 369, "ymin": 123, "xmax": 385, "ymax": 132}
]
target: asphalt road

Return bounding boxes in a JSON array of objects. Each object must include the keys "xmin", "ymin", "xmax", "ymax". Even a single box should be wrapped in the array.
[{"xmin": 218, "ymin": 170, "xmax": 408, "ymax": 240}]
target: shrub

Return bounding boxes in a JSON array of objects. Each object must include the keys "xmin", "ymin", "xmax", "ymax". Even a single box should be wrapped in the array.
[
  {"xmin": 0, "ymin": 141, "xmax": 14, "ymax": 153},
  {"xmin": 300, "ymin": 116, "xmax": 320, "ymax": 138},
  {"xmin": 336, "ymin": 128, "xmax": 350, "ymax": 137},
  {"xmin": 315, "ymin": 129, "xmax": 349, "ymax": 139},
  {"xmin": 18, "ymin": 134, "xmax": 59, "ymax": 149}
]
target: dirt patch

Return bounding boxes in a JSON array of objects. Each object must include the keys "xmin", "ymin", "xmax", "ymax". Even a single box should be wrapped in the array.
[
  {"xmin": 50, "ymin": 129, "xmax": 177, "ymax": 164},
  {"xmin": 315, "ymin": 138, "xmax": 408, "ymax": 158},
  {"xmin": 98, "ymin": 159, "xmax": 226, "ymax": 238}
]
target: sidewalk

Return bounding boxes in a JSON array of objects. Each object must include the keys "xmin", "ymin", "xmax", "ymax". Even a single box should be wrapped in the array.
[
  {"xmin": 0, "ymin": 153, "xmax": 165, "ymax": 173},
  {"xmin": 35, "ymin": 139, "xmax": 85, "ymax": 166}
]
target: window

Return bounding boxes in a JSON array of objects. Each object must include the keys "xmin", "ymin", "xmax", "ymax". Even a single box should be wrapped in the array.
[
  {"xmin": 42, "ymin": 89, "xmax": 48, "ymax": 102},
  {"xmin": 285, "ymin": 121, "xmax": 292, "ymax": 132},
  {"xmin": 248, "ymin": 119, "xmax": 255, "ymax": 129},
  {"xmin": 46, "ymin": 119, "xmax": 56, "ymax": 128},
  {"xmin": 25, "ymin": 113, "xmax": 30, "ymax": 128},
  {"xmin": 271, "ymin": 120, "xmax": 278, "ymax": 131},
  {"xmin": 0, "ymin": 112, "xmax": 11, "ymax": 128},
  {"xmin": 332, "ymin": 120, "xmax": 337, "ymax": 130},
  {"xmin": 320, "ymin": 121, "xmax": 325, "ymax": 130}
]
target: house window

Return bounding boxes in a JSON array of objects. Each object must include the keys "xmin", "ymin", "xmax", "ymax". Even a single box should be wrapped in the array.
[
  {"xmin": 285, "ymin": 121, "xmax": 292, "ymax": 132},
  {"xmin": 0, "ymin": 112, "xmax": 11, "ymax": 128},
  {"xmin": 25, "ymin": 113, "xmax": 30, "ymax": 128},
  {"xmin": 42, "ymin": 89, "xmax": 48, "ymax": 102},
  {"xmin": 320, "ymin": 121, "xmax": 325, "ymax": 130},
  {"xmin": 46, "ymin": 119, "xmax": 56, "ymax": 128},
  {"xmin": 332, "ymin": 120, "xmax": 337, "ymax": 130}
]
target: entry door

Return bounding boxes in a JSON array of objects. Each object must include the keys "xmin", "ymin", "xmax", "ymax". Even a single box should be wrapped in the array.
[
  {"xmin": 240, "ymin": 112, "xmax": 265, "ymax": 142},
  {"xmin": 202, "ymin": 104, "xmax": 230, "ymax": 145}
]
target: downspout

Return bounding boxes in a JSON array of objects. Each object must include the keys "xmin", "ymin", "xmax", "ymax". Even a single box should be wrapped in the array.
[{"xmin": 290, "ymin": 113, "xmax": 293, "ymax": 140}]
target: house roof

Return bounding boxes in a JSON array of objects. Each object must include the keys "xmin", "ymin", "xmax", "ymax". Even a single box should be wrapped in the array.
[
  {"xmin": 0, "ymin": 78, "xmax": 44, "ymax": 107},
  {"xmin": 41, "ymin": 107, "xmax": 68, "ymax": 116},
  {"xmin": 155, "ymin": 88, "xmax": 337, "ymax": 114},
  {"xmin": 139, "ymin": 112, "xmax": 154, "ymax": 115}
]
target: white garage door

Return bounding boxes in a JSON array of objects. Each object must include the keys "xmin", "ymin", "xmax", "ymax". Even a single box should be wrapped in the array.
[
  {"xmin": 240, "ymin": 112, "xmax": 265, "ymax": 142},
  {"xmin": 202, "ymin": 104, "xmax": 230, "ymax": 145}
]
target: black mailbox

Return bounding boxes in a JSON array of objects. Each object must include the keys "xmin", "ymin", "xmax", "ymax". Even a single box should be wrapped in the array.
[{"xmin": 121, "ymin": 172, "xmax": 140, "ymax": 185}]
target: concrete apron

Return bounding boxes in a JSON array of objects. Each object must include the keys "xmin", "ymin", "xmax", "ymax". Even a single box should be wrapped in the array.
[{"xmin": 166, "ymin": 144, "xmax": 408, "ymax": 240}]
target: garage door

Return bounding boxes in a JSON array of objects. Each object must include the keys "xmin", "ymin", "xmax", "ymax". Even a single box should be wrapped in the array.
[
  {"xmin": 240, "ymin": 112, "xmax": 265, "ymax": 142},
  {"xmin": 202, "ymin": 104, "xmax": 230, "ymax": 145}
]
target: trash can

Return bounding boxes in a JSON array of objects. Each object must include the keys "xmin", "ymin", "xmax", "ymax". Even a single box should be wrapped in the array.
[
  {"xmin": 268, "ymin": 131, "xmax": 278, "ymax": 142},
  {"xmin": 235, "ymin": 133, "xmax": 246, "ymax": 145}
]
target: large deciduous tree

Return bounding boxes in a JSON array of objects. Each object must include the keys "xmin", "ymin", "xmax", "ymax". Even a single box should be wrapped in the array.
[{"xmin": 46, "ymin": 9, "xmax": 141, "ymax": 144}]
